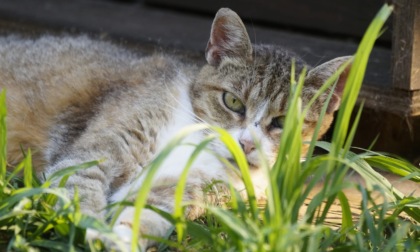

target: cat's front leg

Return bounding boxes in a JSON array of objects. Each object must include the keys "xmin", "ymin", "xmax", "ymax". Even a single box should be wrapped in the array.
[
  {"xmin": 46, "ymin": 157, "xmax": 110, "ymax": 218},
  {"xmin": 113, "ymin": 207, "xmax": 171, "ymax": 251},
  {"xmin": 45, "ymin": 147, "xmax": 140, "ymax": 219},
  {"xmin": 111, "ymin": 170, "xmax": 228, "ymax": 251},
  {"xmin": 84, "ymin": 206, "xmax": 166, "ymax": 252}
]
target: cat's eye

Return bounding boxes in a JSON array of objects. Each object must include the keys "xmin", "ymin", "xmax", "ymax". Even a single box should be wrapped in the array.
[
  {"xmin": 270, "ymin": 116, "xmax": 285, "ymax": 129},
  {"xmin": 223, "ymin": 92, "xmax": 245, "ymax": 115}
]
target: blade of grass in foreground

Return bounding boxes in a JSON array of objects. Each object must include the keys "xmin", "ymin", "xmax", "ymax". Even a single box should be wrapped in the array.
[
  {"xmin": 173, "ymin": 136, "xmax": 215, "ymax": 242},
  {"xmin": 265, "ymin": 4, "xmax": 394, "ymax": 250},
  {"xmin": 364, "ymin": 156, "xmax": 420, "ymax": 182},
  {"xmin": 308, "ymin": 2, "xmax": 393, "ymax": 228},
  {"xmin": 329, "ymin": 4, "xmax": 393, "ymax": 161},
  {"xmin": 269, "ymin": 63, "xmax": 305, "ymax": 226},
  {"xmin": 317, "ymin": 141, "xmax": 420, "ymax": 222},
  {"xmin": 23, "ymin": 149, "xmax": 33, "ymax": 188},
  {"xmin": 129, "ymin": 124, "xmax": 214, "ymax": 251},
  {"xmin": 213, "ymin": 125, "xmax": 259, "ymax": 219}
]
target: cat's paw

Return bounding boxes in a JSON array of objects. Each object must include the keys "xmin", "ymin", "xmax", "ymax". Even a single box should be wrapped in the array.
[
  {"xmin": 113, "ymin": 223, "xmax": 148, "ymax": 252},
  {"xmin": 86, "ymin": 227, "xmax": 136, "ymax": 252},
  {"xmin": 113, "ymin": 207, "xmax": 171, "ymax": 252}
]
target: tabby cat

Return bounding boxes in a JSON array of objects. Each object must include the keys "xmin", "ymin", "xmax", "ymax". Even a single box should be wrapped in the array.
[{"xmin": 2, "ymin": 8, "xmax": 350, "ymax": 251}]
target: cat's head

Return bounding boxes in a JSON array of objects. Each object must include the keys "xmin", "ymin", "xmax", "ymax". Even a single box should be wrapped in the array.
[{"xmin": 191, "ymin": 8, "xmax": 351, "ymax": 168}]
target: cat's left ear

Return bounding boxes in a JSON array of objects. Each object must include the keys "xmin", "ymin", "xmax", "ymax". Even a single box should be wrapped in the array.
[
  {"xmin": 205, "ymin": 8, "xmax": 253, "ymax": 66},
  {"xmin": 306, "ymin": 56, "xmax": 353, "ymax": 113}
]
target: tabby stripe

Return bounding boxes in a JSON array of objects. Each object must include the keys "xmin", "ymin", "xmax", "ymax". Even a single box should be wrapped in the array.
[{"xmin": 128, "ymin": 129, "xmax": 146, "ymax": 143}]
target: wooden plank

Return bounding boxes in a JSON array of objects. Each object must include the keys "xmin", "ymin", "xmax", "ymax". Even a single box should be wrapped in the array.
[
  {"xmin": 413, "ymin": 90, "xmax": 420, "ymax": 115},
  {"xmin": 391, "ymin": 0, "xmax": 420, "ymax": 90},
  {"xmin": 146, "ymin": 0, "xmax": 390, "ymax": 42},
  {"xmin": 352, "ymin": 105, "xmax": 420, "ymax": 161},
  {"xmin": 299, "ymin": 172, "xmax": 420, "ymax": 227},
  {"xmin": 413, "ymin": 2, "xmax": 420, "ymax": 90}
]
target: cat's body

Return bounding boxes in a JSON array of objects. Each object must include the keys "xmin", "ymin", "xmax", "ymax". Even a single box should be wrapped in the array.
[{"xmin": 2, "ymin": 8, "xmax": 350, "ymax": 250}]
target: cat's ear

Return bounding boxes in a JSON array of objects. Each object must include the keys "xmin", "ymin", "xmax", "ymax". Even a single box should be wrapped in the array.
[
  {"xmin": 306, "ymin": 56, "xmax": 353, "ymax": 113},
  {"xmin": 205, "ymin": 8, "xmax": 253, "ymax": 66}
]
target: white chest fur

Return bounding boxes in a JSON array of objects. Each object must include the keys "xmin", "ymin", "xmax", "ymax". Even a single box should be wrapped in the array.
[{"xmin": 110, "ymin": 77, "xmax": 227, "ymax": 203}]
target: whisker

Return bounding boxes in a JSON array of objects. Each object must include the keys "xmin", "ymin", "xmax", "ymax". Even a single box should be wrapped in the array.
[{"xmin": 160, "ymin": 74, "xmax": 208, "ymax": 125}]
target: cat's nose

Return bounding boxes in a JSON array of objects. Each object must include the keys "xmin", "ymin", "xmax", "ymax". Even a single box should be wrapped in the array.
[{"xmin": 239, "ymin": 138, "xmax": 256, "ymax": 154}]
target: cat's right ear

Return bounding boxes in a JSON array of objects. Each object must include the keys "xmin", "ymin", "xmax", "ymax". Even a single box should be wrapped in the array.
[
  {"xmin": 306, "ymin": 56, "xmax": 353, "ymax": 113},
  {"xmin": 205, "ymin": 8, "xmax": 253, "ymax": 66}
]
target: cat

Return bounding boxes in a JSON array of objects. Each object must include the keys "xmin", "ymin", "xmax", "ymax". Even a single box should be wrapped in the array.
[{"xmin": 1, "ymin": 7, "xmax": 351, "ymax": 251}]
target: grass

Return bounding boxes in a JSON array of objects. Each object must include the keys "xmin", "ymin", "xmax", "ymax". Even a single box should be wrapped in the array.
[{"xmin": 1, "ymin": 3, "xmax": 420, "ymax": 251}]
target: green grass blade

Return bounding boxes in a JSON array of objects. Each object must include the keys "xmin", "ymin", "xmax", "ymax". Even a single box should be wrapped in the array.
[
  {"xmin": 330, "ymin": 4, "xmax": 393, "ymax": 158},
  {"xmin": 272, "ymin": 66, "xmax": 306, "ymax": 212},
  {"xmin": 303, "ymin": 58, "xmax": 352, "ymax": 163},
  {"xmin": 173, "ymin": 137, "xmax": 215, "ymax": 242},
  {"xmin": 44, "ymin": 160, "xmax": 102, "ymax": 184},
  {"xmin": 204, "ymin": 205, "xmax": 254, "ymax": 241},
  {"xmin": 130, "ymin": 124, "xmax": 209, "ymax": 251},
  {"xmin": 0, "ymin": 187, "xmax": 70, "ymax": 214},
  {"xmin": 42, "ymin": 160, "xmax": 101, "ymax": 207},
  {"xmin": 343, "ymin": 101, "xmax": 364, "ymax": 155},
  {"xmin": 23, "ymin": 149, "xmax": 33, "ymax": 188},
  {"xmin": 28, "ymin": 240, "xmax": 70, "ymax": 251},
  {"xmin": 212, "ymin": 126, "xmax": 259, "ymax": 219},
  {"xmin": 318, "ymin": 141, "xmax": 420, "ymax": 222},
  {"xmin": 6, "ymin": 161, "xmax": 25, "ymax": 185},
  {"xmin": 337, "ymin": 191, "xmax": 354, "ymax": 239},
  {"xmin": 365, "ymin": 156, "xmax": 420, "ymax": 182}
]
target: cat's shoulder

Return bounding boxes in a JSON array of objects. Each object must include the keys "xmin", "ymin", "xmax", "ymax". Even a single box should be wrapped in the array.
[
  {"xmin": 0, "ymin": 34, "xmax": 141, "ymax": 63},
  {"xmin": 0, "ymin": 34, "xmax": 125, "ymax": 51}
]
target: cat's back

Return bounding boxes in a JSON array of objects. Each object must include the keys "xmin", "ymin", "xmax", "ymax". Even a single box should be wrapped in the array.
[
  {"xmin": 0, "ymin": 35, "xmax": 143, "ymax": 98},
  {"xmin": 1, "ymin": 35, "xmax": 190, "ymax": 169},
  {"xmin": 0, "ymin": 35, "xmax": 192, "ymax": 120}
]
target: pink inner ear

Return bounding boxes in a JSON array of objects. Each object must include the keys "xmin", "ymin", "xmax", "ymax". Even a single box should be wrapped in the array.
[
  {"xmin": 334, "ymin": 64, "xmax": 352, "ymax": 97},
  {"xmin": 205, "ymin": 41, "xmax": 220, "ymax": 66},
  {"xmin": 205, "ymin": 17, "xmax": 230, "ymax": 66},
  {"xmin": 205, "ymin": 9, "xmax": 253, "ymax": 67},
  {"xmin": 212, "ymin": 17, "xmax": 230, "ymax": 45},
  {"xmin": 327, "ymin": 63, "xmax": 352, "ymax": 113},
  {"xmin": 327, "ymin": 94, "xmax": 341, "ymax": 113}
]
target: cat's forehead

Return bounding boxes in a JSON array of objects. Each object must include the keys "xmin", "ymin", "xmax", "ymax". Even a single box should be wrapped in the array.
[
  {"xmin": 253, "ymin": 45, "xmax": 306, "ymax": 68},
  {"xmin": 219, "ymin": 45, "xmax": 306, "ymax": 85}
]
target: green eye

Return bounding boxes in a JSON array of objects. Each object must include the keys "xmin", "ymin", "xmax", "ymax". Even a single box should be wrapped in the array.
[
  {"xmin": 271, "ymin": 116, "xmax": 285, "ymax": 129},
  {"xmin": 223, "ymin": 92, "xmax": 245, "ymax": 115}
]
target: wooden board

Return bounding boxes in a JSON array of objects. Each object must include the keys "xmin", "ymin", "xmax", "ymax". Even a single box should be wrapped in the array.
[
  {"xmin": 145, "ymin": 0, "xmax": 391, "ymax": 42},
  {"xmin": 300, "ymin": 173, "xmax": 420, "ymax": 227},
  {"xmin": 391, "ymin": 0, "xmax": 420, "ymax": 91}
]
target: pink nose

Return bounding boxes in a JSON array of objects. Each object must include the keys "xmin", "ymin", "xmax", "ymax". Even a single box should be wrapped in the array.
[{"xmin": 239, "ymin": 139, "xmax": 256, "ymax": 154}]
